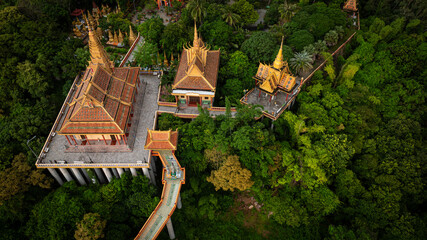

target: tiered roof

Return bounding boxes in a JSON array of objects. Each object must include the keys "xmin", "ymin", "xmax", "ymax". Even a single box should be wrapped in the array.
[
  {"xmin": 343, "ymin": 0, "xmax": 357, "ymax": 12},
  {"xmin": 58, "ymin": 22, "xmax": 140, "ymax": 135},
  {"xmin": 254, "ymin": 40, "xmax": 296, "ymax": 94},
  {"xmin": 144, "ymin": 129, "xmax": 178, "ymax": 150},
  {"xmin": 172, "ymin": 23, "xmax": 220, "ymax": 91}
]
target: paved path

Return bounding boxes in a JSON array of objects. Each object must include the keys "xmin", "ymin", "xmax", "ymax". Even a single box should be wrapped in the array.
[{"xmin": 135, "ymin": 150, "xmax": 185, "ymax": 240}]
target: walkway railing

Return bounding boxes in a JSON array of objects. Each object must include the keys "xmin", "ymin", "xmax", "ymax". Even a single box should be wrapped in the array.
[{"xmin": 134, "ymin": 151, "xmax": 185, "ymax": 240}]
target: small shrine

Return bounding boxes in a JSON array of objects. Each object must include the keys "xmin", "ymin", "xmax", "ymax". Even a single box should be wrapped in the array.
[
  {"xmin": 171, "ymin": 23, "xmax": 220, "ymax": 107},
  {"xmin": 240, "ymin": 40, "xmax": 301, "ymax": 120}
]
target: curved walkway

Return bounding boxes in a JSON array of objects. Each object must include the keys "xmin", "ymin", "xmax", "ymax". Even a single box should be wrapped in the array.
[{"xmin": 135, "ymin": 150, "xmax": 185, "ymax": 240}]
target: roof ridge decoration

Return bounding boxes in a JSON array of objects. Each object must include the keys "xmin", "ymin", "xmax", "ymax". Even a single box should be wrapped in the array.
[{"xmin": 87, "ymin": 17, "xmax": 114, "ymax": 73}]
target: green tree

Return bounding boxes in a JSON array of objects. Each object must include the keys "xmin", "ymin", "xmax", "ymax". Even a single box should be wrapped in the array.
[
  {"xmin": 74, "ymin": 213, "xmax": 107, "ymax": 240},
  {"xmin": 221, "ymin": 7, "xmax": 241, "ymax": 27},
  {"xmin": 279, "ymin": 0, "xmax": 300, "ymax": 24},
  {"xmin": 288, "ymin": 30, "xmax": 314, "ymax": 51},
  {"xmin": 134, "ymin": 42, "xmax": 158, "ymax": 68},
  {"xmin": 290, "ymin": 51, "xmax": 313, "ymax": 75},
  {"xmin": 241, "ymin": 32, "xmax": 278, "ymax": 63},
  {"xmin": 186, "ymin": 0, "xmax": 207, "ymax": 23},
  {"xmin": 207, "ymin": 155, "xmax": 254, "ymax": 191},
  {"xmin": 0, "ymin": 154, "xmax": 52, "ymax": 204},
  {"xmin": 137, "ymin": 16, "xmax": 164, "ymax": 47},
  {"xmin": 230, "ymin": 0, "xmax": 258, "ymax": 25}
]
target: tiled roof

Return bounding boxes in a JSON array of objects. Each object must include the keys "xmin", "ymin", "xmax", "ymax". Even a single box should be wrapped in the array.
[
  {"xmin": 58, "ymin": 65, "xmax": 140, "ymax": 135},
  {"xmin": 144, "ymin": 130, "xmax": 178, "ymax": 150},
  {"xmin": 173, "ymin": 49, "xmax": 220, "ymax": 91},
  {"xmin": 343, "ymin": 0, "xmax": 357, "ymax": 11}
]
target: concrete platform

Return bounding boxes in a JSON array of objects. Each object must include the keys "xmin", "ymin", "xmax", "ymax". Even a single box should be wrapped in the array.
[{"xmin": 36, "ymin": 74, "xmax": 161, "ymax": 168}]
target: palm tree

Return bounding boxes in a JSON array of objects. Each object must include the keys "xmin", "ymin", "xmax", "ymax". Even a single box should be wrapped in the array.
[
  {"xmin": 222, "ymin": 7, "xmax": 241, "ymax": 28},
  {"xmin": 279, "ymin": 0, "xmax": 299, "ymax": 24},
  {"xmin": 186, "ymin": 0, "xmax": 206, "ymax": 24},
  {"xmin": 290, "ymin": 51, "xmax": 313, "ymax": 75},
  {"xmin": 303, "ymin": 44, "xmax": 316, "ymax": 62},
  {"xmin": 324, "ymin": 30, "xmax": 339, "ymax": 46},
  {"xmin": 314, "ymin": 40, "xmax": 327, "ymax": 53}
]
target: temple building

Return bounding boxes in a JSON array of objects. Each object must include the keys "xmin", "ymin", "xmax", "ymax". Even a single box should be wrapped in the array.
[
  {"xmin": 172, "ymin": 24, "xmax": 220, "ymax": 107},
  {"xmin": 58, "ymin": 22, "xmax": 140, "ymax": 148},
  {"xmin": 240, "ymin": 40, "xmax": 301, "ymax": 120}
]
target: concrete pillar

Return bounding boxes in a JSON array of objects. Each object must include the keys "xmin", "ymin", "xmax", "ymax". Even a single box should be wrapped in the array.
[
  {"xmin": 166, "ymin": 218, "xmax": 175, "ymax": 239},
  {"xmin": 148, "ymin": 168, "xmax": 156, "ymax": 186},
  {"xmin": 80, "ymin": 168, "xmax": 92, "ymax": 184},
  {"xmin": 71, "ymin": 168, "xmax": 86, "ymax": 185},
  {"xmin": 142, "ymin": 168, "xmax": 151, "ymax": 181},
  {"xmin": 59, "ymin": 168, "xmax": 73, "ymax": 182},
  {"xmin": 48, "ymin": 168, "xmax": 64, "ymax": 185},
  {"xmin": 150, "ymin": 156, "xmax": 157, "ymax": 173},
  {"xmin": 177, "ymin": 194, "xmax": 182, "ymax": 209},
  {"xmin": 130, "ymin": 168, "xmax": 138, "ymax": 176},
  {"xmin": 94, "ymin": 168, "xmax": 106, "ymax": 184},
  {"xmin": 102, "ymin": 168, "xmax": 113, "ymax": 182},
  {"xmin": 111, "ymin": 168, "xmax": 120, "ymax": 178},
  {"xmin": 117, "ymin": 168, "xmax": 125, "ymax": 177}
]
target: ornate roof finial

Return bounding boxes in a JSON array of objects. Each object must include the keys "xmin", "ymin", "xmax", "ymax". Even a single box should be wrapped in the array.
[
  {"xmin": 273, "ymin": 36, "xmax": 284, "ymax": 69},
  {"xmin": 88, "ymin": 24, "xmax": 113, "ymax": 72},
  {"xmin": 193, "ymin": 21, "xmax": 199, "ymax": 48}
]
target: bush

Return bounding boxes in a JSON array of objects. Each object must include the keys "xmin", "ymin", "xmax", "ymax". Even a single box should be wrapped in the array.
[{"xmin": 288, "ymin": 30, "xmax": 315, "ymax": 51}]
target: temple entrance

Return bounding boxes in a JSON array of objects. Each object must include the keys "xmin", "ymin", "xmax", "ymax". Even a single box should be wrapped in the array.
[
  {"xmin": 188, "ymin": 96, "xmax": 200, "ymax": 106},
  {"xmin": 110, "ymin": 135, "xmax": 116, "ymax": 145}
]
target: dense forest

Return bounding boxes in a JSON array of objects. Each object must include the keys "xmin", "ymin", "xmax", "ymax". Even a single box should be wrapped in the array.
[{"xmin": 0, "ymin": 0, "xmax": 425, "ymax": 239}]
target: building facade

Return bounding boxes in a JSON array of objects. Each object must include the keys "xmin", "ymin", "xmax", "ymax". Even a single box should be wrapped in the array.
[{"xmin": 171, "ymin": 24, "xmax": 220, "ymax": 108}]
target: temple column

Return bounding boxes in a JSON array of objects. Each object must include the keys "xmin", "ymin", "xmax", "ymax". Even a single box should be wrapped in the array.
[
  {"xmin": 124, "ymin": 168, "xmax": 130, "ymax": 172},
  {"xmin": 142, "ymin": 168, "xmax": 151, "ymax": 181},
  {"xmin": 94, "ymin": 168, "xmax": 106, "ymax": 184},
  {"xmin": 71, "ymin": 168, "xmax": 87, "ymax": 185},
  {"xmin": 166, "ymin": 218, "xmax": 175, "ymax": 239},
  {"xmin": 80, "ymin": 168, "xmax": 92, "ymax": 184},
  {"xmin": 149, "ymin": 168, "xmax": 156, "ymax": 186},
  {"xmin": 102, "ymin": 168, "xmax": 113, "ymax": 182},
  {"xmin": 117, "ymin": 168, "xmax": 125, "ymax": 177},
  {"xmin": 130, "ymin": 168, "xmax": 138, "ymax": 176},
  {"xmin": 177, "ymin": 194, "xmax": 182, "ymax": 209},
  {"xmin": 111, "ymin": 168, "xmax": 120, "ymax": 178},
  {"xmin": 48, "ymin": 168, "xmax": 64, "ymax": 185},
  {"xmin": 150, "ymin": 156, "xmax": 157, "ymax": 173},
  {"xmin": 59, "ymin": 168, "xmax": 73, "ymax": 182}
]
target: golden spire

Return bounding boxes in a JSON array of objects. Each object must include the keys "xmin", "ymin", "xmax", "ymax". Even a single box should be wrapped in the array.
[
  {"xmin": 113, "ymin": 31, "xmax": 118, "ymax": 43},
  {"xmin": 117, "ymin": 0, "xmax": 121, "ymax": 12},
  {"xmin": 96, "ymin": 27, "xmax": 102, "ymax": 39},
  {"xmin": 164, "ymin": 51, "xmax": 169, "ymax": 66},
  {"xmin": 129, "ymin": 25, "xmax": 136, "ymax": 45},
  {"xmin": 193, "ymin": 22, "xmax": 199, "ymax": 48},
  {"xmin": 273, "ymin": 37, "xmax": 284, "ymax": 69},
  {"xmin": 118, "ymin": 29, "xmax": 124, "ymax": 43},
  {"xmin": 171, "ymin": 53, "xmax": 174, "ymax": 62},
  {"xmin": 88, "ymin": 25, "xmax": 113, "ymax": 72},
  {"xmin": 108, "ymin": 29, "xmax": 113, "ymax": 42}
]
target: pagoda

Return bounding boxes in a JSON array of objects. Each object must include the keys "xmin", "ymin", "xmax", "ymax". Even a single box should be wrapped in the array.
[
  {"xmin": 254, "ymin": 39, "xmax": 297, "ymax": 95},
  {"xmin": 57, "ymin": 21, "xmax": 140, "ymax": 148},
  {"xmin": 343, "ymin": 0, "xmax": 357, "ymax": 12},
  {"xmin": 240, "ymin": 39, "xmax": 300, "ymax": 120},
  {"xmin": 172, "ymin": 23, "xmax": 220, "ymax": 107}
]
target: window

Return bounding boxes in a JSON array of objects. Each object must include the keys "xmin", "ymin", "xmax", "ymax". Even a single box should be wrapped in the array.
[
  {"xmin": 204, "ymin": 97, "xmax": 209, "ymax": 100},
  {"xmin": 180, "ymin": 95, "xmax": 185, "ymax": 99}
]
